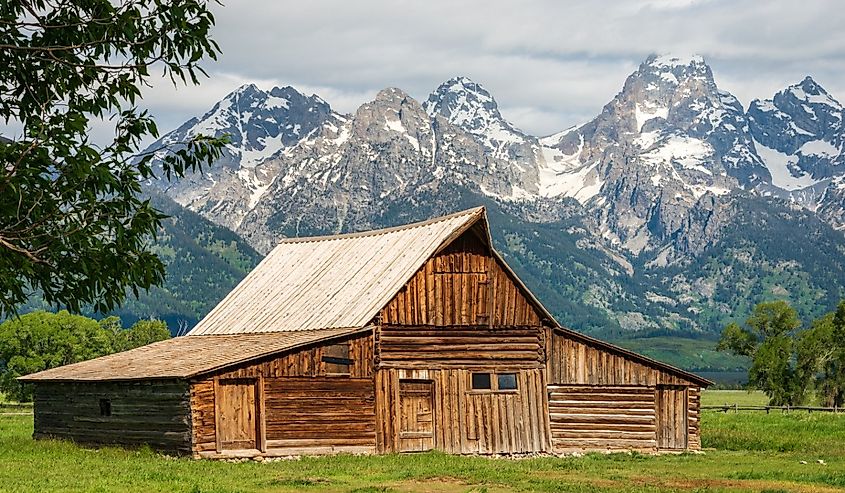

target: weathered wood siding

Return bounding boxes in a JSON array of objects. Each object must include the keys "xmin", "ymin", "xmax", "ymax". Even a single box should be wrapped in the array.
[
  {"xmin": 33, "ymin": 380, "xmax": 191, "ymax": 453},
  {"xmin": 545, "ymin": 329, "xmax": 702, "ymax": 451},
  {"xmin": 377, "ymin": 325, "xmax": 544, "ymax": 369},
  {"xmin": 263, "ymin": 377, "xmax": 375, "ymax": 452},
  {"xmin": 209, "ymin": 332, "xmax": 374, "ymax": 380},
  {"xmin": 191, "ymin": 332, "xmax": 376, "ymax": 456},
  {"xmin": 548, "ymin": 385, "xmax": 657, "ymax": 451},
  {"xmin": 375, "ymin": 368, "xmax": 549, "ymax": 454},
  {"xmin": 379, "ymin": 232, "xmax": 544, "ymax": 327},
  {"xmin": 546, "ymin": 329, "xmax": 695, "ymax": 386},
  {"xmin": 656, "ymin": 385, "xmax": 688, "ymax": 450},
  {"xmin": 688, "ymin": 386, "xmax": 701, "ymax": 450}
]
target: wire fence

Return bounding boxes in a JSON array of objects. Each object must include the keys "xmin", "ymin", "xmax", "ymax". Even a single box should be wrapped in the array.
[
  {"xmin": 703, "ymin": 404, "xmax": 844, "ymax": 414},
  {"xmin": 0, "ymin": 403, "xmax": 32, "ymax": 415}
]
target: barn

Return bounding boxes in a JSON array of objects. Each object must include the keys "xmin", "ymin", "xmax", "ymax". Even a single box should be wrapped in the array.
[{"xmin": 21, "ymin": 207, "xmax": 710, "ymax": 457}]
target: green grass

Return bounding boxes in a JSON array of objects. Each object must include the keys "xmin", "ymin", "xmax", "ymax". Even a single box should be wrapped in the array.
[
  {"xmin": 1, "ymin": 410, "xmax": 845, "ymax": 492},
  {"xmin": 702, "ymin": 390, "xmax": 769, "ymax": 407}
]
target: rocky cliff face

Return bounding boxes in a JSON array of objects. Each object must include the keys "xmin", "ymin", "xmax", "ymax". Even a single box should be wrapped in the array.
[{"xmin": 747, "ymin": 76, "xmax": 845, "ymax": 228}]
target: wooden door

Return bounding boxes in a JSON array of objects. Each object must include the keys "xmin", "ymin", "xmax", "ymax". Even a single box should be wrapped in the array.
[
  {"xmin": 398, "ymin": 380, "xmax": 434, "ymax": 452},
  {"xmin": 656, "ymin": 386, "xmax": 688, "ymax": 450},
  {"xmin": 216, "ymin": 379, "xmax": 260, "ymax": 451}
]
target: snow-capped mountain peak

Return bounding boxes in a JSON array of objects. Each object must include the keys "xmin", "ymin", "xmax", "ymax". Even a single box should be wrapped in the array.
[
  {"xmin": 423, "ymin": 76, "xmax": 528, "ymax": 158},
  {"xmin": 787, "ymin": 76, "xmax": 842, "ymax": 110}
]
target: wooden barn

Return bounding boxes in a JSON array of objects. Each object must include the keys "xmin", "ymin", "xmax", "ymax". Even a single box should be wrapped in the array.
[{"xmin": 21, "ymin": 207, "xmax": 710, "ymax": 457}]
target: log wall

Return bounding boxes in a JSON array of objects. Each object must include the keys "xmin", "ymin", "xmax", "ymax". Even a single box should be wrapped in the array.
[
  {"xmin": 375, "ymin": 368, "xmax": 549, "ymax": 454},
  {"xmin": 377, "ymin": 324, "xmax": 544, "ymax": 369},
  {"xmin": 32, "ymin": 380, "xmax": 191, "ymax": 453},
  {"xmin": 379, "ymin": 232, "xmax": 544, "ymax": 327},
  {"xmin": 548, "ymin": 385, "xmax": 657, "ymax": 451}
]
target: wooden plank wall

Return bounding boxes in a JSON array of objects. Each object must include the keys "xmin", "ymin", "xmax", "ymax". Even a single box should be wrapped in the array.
[
  {"xmin": 263, "ymin": 378, "xmax": 375, "ymax": 451},
  {"xmin": 545, "ymin": 329, "xmax": 702, "ymax": 451},
  {"xmin": 545, "ymin": 329, "xmax": 694, "ymax": 386},
  {"xmin": 379, "ymin": 231, "xmax": 543, "ymax": 327},
  {"xmin": 547, "ymin": 385, "xmax": 657, "ymax": 451},
  {"xmin": 33, "ymin": 380, "xmax": 191, "ymax": 453},
  {"xmin": 191, "ymin": 333, "xmax": 376, "ymax": 455},
  {"xmin": 377, "ymin": 325, "xmax": 544, "ymax": 369},
  {"xmin": 376, "ymin": 368, "xmax": 549, "ymax": 454},
  {"xmin": 209, "ymin": 332, "xmax": 373, "ymax": 380},
  {"xmin": 656, "ymin": 386, "xmax": 688, "ymax": 450}
]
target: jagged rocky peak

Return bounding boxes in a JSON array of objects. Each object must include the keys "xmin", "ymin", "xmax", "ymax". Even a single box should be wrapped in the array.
[
  {"xmin": 424, "ymin": 76, "xmax": 522, "ymax": 135},
  {"xmin": 748, "ymin": 76, "xmax": 843, "ymax": 188},
  {"xmin": 349, "ymin": 87, "xmax": 435, "ymax": 150},
  {"xmin": 152, "ymin": 83, "xmax": 342, "ymax": 169},
  {"xmin": 423, "ymin": 76, "xmax": 531, "ymax": 161}
]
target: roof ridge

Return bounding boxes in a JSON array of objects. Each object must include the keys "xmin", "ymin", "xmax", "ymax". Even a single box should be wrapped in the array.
[{"xmin": 276, "ymin": 206, "xmax": 485, "ymax": 245}]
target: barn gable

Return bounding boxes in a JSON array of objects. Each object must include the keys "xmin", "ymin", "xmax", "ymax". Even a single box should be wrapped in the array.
[{"xmin": 188, "ymin": 208, "xmax": 487, "ymax": 335}]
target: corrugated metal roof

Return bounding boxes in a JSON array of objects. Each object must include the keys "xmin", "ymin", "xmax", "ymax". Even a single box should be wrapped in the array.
[
  {"xmin": 188, "ymin": 207, "xmax": 486, "ymax": 335},
  {"xmin": 19, "ymin": 328, "xmax": 365, "ymax": 382}
]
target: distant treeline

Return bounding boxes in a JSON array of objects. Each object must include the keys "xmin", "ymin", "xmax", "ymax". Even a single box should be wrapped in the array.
[
  {"xmin": 719, "ymin": 300, "xmax": 845, "ymax": 407},
  {"xmin": 0, "ymin": 311, "xmax": 170, "ymax": 401}
]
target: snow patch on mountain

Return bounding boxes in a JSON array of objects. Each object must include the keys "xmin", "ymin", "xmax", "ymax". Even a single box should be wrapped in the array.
[{"xmin": 754, "ymin": 139, "xmax": 820, "ymax": 191}]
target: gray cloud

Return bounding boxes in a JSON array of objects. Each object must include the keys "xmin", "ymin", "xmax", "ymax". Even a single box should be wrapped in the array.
[{"xmin": 119, "ymin": 0, "xmax": 845, "ymax": 140}]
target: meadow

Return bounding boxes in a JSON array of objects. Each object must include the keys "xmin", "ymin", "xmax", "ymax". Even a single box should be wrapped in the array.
[{"xmin": 0, "ymin": 390, "xmax": 843, "ymax": 493}]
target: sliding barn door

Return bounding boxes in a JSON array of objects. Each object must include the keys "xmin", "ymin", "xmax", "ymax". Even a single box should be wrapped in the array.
[
  {"xmin": 216, "ymin": 379, "xmax": 261, "ymax": 451},
  {"xmin": 656, "ymin": 386, "xmax": 688, "ymax": 450},
  {"xmin": 398, "ymin": 380, "xmax": 434, "ymax": 452}
]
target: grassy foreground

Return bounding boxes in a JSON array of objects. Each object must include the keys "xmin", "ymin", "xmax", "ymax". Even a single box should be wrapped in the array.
[{"xmin": 1, "ymin": 394, "xmax": 844, "ymax": 492}]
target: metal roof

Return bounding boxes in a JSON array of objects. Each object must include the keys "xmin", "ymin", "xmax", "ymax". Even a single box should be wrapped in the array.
[
  {"xmin": 188, "ymin": 207, "xmax": 486, "ymax": 335},
  {"xmin": 19, "ymin": 328, "xmax": 366, "ymax": 382}
]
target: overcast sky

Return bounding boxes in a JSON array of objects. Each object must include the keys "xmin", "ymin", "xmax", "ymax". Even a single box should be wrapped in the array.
[{"xmin": 69, "ymin": 0, "xmax": 845, "ymax": 143}]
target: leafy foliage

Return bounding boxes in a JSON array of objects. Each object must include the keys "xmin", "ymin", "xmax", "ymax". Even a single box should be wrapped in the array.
[
  {"xmin": 719, "ymin": 300, "xmax": 845, "ymax": 406},
  {"xmin": 0, "ymin": 310, "xmax": 170, "ymax": 400},
  {"xmin": 14, "ymin": 192, "xmax": 262, "ymax": 330},
  {"xmin": 0, "ymin": 0, "xmax": 227, "ymax": 317}
]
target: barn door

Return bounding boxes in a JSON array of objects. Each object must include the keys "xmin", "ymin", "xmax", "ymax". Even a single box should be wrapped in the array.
[
  {"xmin": 216, "ymin": 378, "xmax": 261, "ymax": 451},
  {"xmin": 398, "ymin": 380, "xmax": 434, "ymax": 452},
  {"xmin": 656, "ymin": 386, "xmax": 688, "ymax": 450}
]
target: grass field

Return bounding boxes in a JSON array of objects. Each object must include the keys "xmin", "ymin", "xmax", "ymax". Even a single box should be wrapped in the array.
[
  {"xmin": 701, "ymin": 389, "xmax": 769, "ymax": 407},
  {"xmin": 1, "ymin": 391, "xmax": 843, "ymax": 492}
]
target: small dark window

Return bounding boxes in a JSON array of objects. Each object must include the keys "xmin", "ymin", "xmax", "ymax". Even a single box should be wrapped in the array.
[
  {"xmin": 322, "ymin": 343, "xmax": 352, "ymax": 375},
  {"xmin": 99, "ymin": 398, "xmax": 111, "ymax": 417},
  {"xmin": 497, "ymin": 373, "xmax": 518, "ymax": 391},
  {"xmin": 471, "ymin": 373, "xmax": 491, "ymax": 390}
]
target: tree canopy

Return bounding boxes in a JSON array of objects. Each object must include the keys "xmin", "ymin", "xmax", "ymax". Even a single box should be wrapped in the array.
[
  {"xmin": 0, "ymin": 310, "xmax": 171, "ymax": 401},
  {"xmin": 719, "ymin": 299, "xmax": 845, "ymax": 406},
  {"xmin": 0, "ymin": 0, "xmax": 226, "ymax": 317}
]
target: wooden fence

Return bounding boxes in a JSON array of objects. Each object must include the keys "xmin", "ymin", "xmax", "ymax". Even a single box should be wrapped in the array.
[{"xmin": 703, "ymin": 404, "xmax": 843, "ymax": 414}]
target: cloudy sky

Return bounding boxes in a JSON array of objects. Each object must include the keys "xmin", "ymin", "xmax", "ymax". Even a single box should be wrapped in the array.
[{"xmin": 138, "ymin": 0, "xmax": 844, "ymax": 139}]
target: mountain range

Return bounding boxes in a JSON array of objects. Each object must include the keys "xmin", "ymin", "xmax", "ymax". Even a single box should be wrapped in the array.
[{"xmin": 138, "ymin": 54, "xmax": 845, "ymax": 369}]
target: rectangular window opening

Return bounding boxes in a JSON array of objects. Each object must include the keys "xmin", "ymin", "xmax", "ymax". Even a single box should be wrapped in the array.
[
  {"xmin": 471, "ymin": 372, "xmax": 491, "ymax": 390},
  {"xmin": 322, "ymin": 342, "xmax": 352, "ymax": 375},
  {"xmin": 497, "ymin": 373, "xmax": 518, "ymax": 391},
  {"xmin": 99, "ymin": 398, "xmax": 111, "ymax": 417}
]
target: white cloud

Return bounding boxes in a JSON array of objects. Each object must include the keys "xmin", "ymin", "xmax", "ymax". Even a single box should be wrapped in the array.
[{"xmin": 26, "ymin": 0, "xmax": 844, "ymax": 144}]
